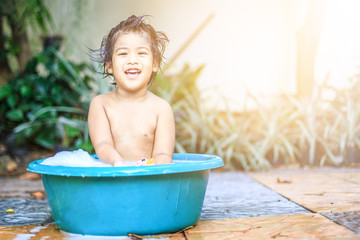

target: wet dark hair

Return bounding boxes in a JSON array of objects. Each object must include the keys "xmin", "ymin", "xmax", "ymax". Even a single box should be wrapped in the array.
[{"xmin": 91, "ymin": 15, "xmax": 169, "ymax": 84}]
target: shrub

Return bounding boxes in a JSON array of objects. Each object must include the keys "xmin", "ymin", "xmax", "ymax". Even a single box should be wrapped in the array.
[{"xmin": 0, "ymin": 47, "xmax": 94, "ymax": 152}]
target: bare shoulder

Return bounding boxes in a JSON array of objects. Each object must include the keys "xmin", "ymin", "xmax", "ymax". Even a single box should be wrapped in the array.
[
  {"xmin": 147, "ymin": 92, "xmax": 173, "ymax": 113},
  {"xmin": 90, "ymin": 92, "xmax": 113, "ymax": 107}
]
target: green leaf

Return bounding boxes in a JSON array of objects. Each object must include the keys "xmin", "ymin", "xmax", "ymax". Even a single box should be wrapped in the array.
[
  {"xmin": 35, "ymin": 133, "xmax": 57, "ymax": 149},
  {"xmin": 0, "ymin": 85, "xmax": 12, "ymax": 100},
  {"xmin": 72, "ymin": 138, "xmax": 94, "ymax": 153},
  {"xmin": 20, "ymin": 85, "xmax": 31, "ymax": 97},
  {"xmin": 30, "ymin": 106, "xmax": 85, "ymax": 121},
  {"xmin": 65, "ymin": 125, "xmax": 81, "ymax": 138},
  {"xmin": 6, "ymin": 109, "xmax": 24, "ymax": 121},
  {"xmin": 51, "ymin": 49, "xmax": 83, "ymax": 85},
  {"xmin": 6, "ymin": 94, "xmax": 18, "ymax": 108}
]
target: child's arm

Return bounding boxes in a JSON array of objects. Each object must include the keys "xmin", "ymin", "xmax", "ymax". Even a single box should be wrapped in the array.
[
  {"xmin": 88, "ymin": 96, "xmax": 125, "ymax": 166},
  {"xmin": 152, "ymin": 102, "xmax": 175, "ymax": 165}
]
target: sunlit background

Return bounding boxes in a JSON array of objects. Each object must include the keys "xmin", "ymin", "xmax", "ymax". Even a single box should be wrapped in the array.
[
  {"xmin": 44, "ymin": 0, "xmax": 360, "ymax": 109},
  {"xmin": 1, "ymin": 0, "xmax": 360, "ymax": 170}
]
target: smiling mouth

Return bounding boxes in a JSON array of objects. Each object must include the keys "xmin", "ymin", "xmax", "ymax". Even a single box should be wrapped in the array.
[{"xmin": 125, "ymin": 69, "xmax": 141, "ymax": 76}]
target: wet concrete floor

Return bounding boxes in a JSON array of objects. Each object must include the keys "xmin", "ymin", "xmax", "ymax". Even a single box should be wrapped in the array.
[
  {"xmin": 250, "ymin": 167, "xmax": 360, "ymax": 236},
  {"xmin": 0, "ymin": 168, "xmax": 359, "ymax": 239}
]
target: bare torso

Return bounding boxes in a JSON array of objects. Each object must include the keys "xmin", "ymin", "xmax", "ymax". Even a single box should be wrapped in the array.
[
  {"xmin": 88, "ymin": 90, "xmax": 175, "ymax": 165},
  {"xmin": 104, "ymin": 92, "xmax": 158, "ymax": 161}
]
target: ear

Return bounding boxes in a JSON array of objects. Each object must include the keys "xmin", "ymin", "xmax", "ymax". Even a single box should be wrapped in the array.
[
  {"xmin": 152, "ymin": 61, "xmax": 158, "ymax": 73},
  {"xmin": 106, "ymin": 62, "xmax": 113, "ymax": 74}
]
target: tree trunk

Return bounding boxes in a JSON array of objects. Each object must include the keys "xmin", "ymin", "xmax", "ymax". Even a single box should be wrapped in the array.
[
  {"xmin": 296, "ymin": 0, "xmax": 327, "ymax": 97},
  {"xmin": 9, "ymin": 17, "xmax": 32, "ymax": 73},
  {"xmin": 0, "ymin": 12, "xmax": 13, "ymax": 85}
]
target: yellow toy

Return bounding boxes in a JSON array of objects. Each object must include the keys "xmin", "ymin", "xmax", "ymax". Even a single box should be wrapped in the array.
[
  {"xmin": 6, "ymin": 208, "xmax": 15, "ymax": 214},
  {"xmin": 138, "ymin": 158, "xmax": 155, "ymax": 166},
  {"xmin": 146, "ymin": 158, "xmax": 154, "ymax": 165}
]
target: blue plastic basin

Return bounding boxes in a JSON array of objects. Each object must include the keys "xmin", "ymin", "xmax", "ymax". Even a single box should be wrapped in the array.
[{"xmin": 27, "ymin": 153, "xmax": 223, "ymax": 236}]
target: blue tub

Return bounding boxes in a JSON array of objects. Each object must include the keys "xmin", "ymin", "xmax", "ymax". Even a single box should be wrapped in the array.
[{"xmin": 27, "ymin": 153, "xmax": 223, "ymax": 236}]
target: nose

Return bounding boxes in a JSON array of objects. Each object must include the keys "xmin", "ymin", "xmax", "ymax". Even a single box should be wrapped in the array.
[{"xmin": 128, "ymin": 54, "xmax": 139, "ymax": 65}]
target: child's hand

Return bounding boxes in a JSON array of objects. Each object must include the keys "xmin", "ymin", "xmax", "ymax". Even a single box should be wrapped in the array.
[
  {"xmin": 114, "ymin": 159, "xmax": 126, "ymax": 167},
  {"xmin": 137, "ymin": 158, "xmax": 155, "ymax": 166}
]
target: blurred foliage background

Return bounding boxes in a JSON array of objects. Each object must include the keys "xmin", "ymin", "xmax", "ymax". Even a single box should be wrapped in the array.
[{"xmin": 0, "ymin": 0, "xmax": 359, "ymax": 172}]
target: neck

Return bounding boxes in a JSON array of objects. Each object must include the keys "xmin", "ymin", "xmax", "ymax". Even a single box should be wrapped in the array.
[{"xmin": 114, "ymin": 88, "xmax": 148, "ymax": 102}]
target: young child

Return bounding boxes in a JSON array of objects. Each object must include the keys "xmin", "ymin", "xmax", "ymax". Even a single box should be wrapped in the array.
[{"xmin": 88, "ymin": 15, "xmax": 175, "ymax": 167}]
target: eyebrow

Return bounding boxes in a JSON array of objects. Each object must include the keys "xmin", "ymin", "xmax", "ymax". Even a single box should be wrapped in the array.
[{"xmin": 115, "ymin": 46, "xmax": 150, "ymax": 52}]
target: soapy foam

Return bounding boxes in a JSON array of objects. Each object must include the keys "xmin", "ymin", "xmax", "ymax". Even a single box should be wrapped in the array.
[{"xmin": 41, "ymin": 149, "xmax": 112, "ymax": 167}]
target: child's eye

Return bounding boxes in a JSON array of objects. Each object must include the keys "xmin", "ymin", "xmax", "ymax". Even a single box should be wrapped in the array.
[
  {"xmin": 119, "ymin": 52, "xmax": 127, "ymax": 56},
  {"xmin": 139, "ymin": 51, "xmax": 148, "ymax": 55}
]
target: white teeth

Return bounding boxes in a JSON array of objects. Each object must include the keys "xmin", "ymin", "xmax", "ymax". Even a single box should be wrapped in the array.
[{"xmin": 126, "ymin": 69, "xmax": 140, "ymax": 74}]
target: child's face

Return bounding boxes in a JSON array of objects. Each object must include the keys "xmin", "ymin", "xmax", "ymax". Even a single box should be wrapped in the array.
[{"xmin": 107, "ymin": 32, "xmax": 158, "ymax": 93}]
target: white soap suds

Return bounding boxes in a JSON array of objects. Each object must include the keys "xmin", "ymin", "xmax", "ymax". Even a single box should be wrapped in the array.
[{"xmin": 41, "ymin": 149, "xmax": 112, "ymax": 167}]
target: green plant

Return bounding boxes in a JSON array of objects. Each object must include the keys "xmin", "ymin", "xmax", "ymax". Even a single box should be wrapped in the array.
[
  {"xmin": 336, "ymin": 95, "xmax": 360, "ymax": 162},
  {"xmin": 202, "ymin": 102, "xmax": 255, "ymax": 171},
  {"xmin": 327, "ymin": 75, "xmax": 360, "ymax": 164},
  {"xmin": 151, "ymin": 65, "xmax": 265, "ymax": 170},
  {"xmin": 13, "ymin": 106, "xmax": 92, "ymax": 152},
  {"xmin": 0, "ymin": 0, "xmax": 53, "ymax": 80},
  {"xmin": 154, "ymin": 62, "xmax": 360, "ymax": 170},
  {"xmin": 150, "ymin": 64, "xmax": 203, "ymax": 104},
  {"xmin": 0, "ymin": 46, "xmax": 94, "ymax": 151},
  {"xmin": 284, "ymin": 92, "xmax": 339, "ymax": 166},
  {"xmin": 245, "ymin": 95, "xmax": 299, "ymax": 168}
]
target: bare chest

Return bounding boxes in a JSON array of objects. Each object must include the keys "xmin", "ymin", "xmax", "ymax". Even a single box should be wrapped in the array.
[{"xmin": 104, "ymin": 104, "xmax": 158, "ymax": 140}]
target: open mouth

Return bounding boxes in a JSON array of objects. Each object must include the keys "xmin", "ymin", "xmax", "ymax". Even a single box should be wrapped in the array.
[{"xmin": 125, "ymin": 68, "xmax": 141, "ymax": 77}]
